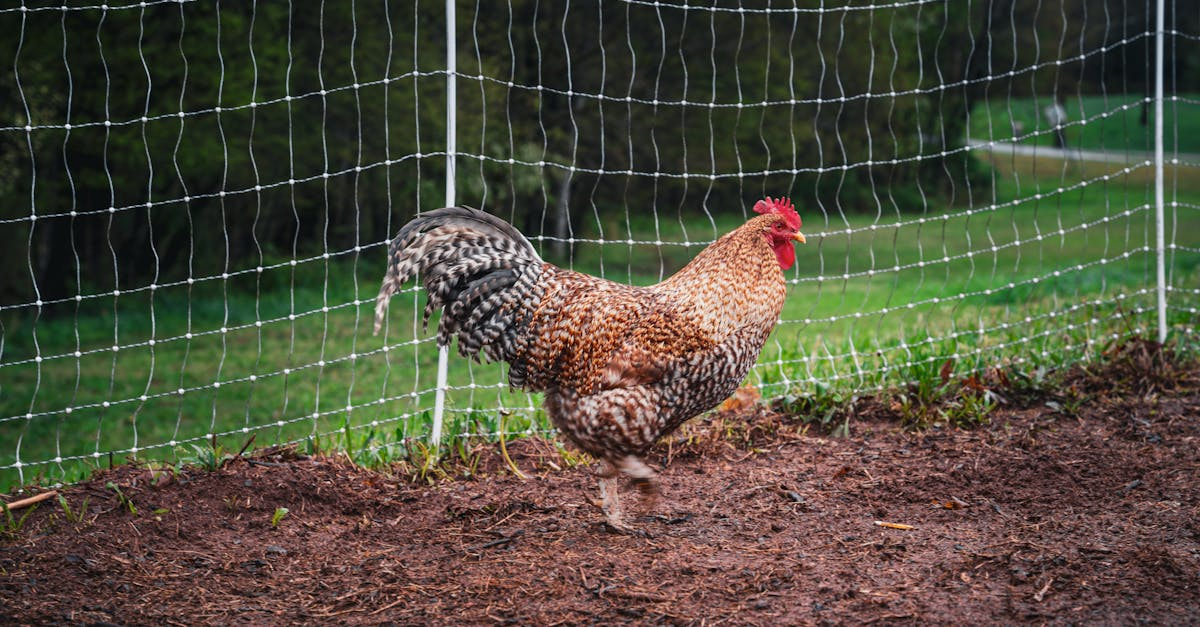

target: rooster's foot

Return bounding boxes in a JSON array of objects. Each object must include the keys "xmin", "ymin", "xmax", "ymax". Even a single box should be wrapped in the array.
[{"xmin": 602, "ymin": 519, "xmax": 651, "ymax": 537}]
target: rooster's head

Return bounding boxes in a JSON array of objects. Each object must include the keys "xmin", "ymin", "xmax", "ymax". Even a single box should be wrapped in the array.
[{"xmin": 754, "ymin": 196, "xmax": 806, "ymax": 269}]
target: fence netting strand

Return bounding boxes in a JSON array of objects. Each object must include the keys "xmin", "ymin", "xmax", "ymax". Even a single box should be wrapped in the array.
[{"xmin": 0, "ymin": 0, "xmax": 1196, "ymax": 489}]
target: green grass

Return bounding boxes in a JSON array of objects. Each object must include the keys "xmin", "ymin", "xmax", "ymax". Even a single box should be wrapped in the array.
[
  {"xmin": 2, "ymin": 163, "xmax": 1199, "ymax": 492},
  {"xmin": 968, "ymin": 93, "xmax": 1200, "ymax": 155}
]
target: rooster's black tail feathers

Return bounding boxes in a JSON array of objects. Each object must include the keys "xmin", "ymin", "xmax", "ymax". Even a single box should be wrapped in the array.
[{"xmin": 374, "ymin": 207, "xmax": 546, "ymax": 368}]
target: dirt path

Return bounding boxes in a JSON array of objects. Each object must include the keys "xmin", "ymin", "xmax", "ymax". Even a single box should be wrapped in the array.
[{"xmin": 3, "ymin": 357, "xmax": 1198, "ymax": 625}]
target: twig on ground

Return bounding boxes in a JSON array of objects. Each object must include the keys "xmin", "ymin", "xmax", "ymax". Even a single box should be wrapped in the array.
[
  {"xmin": 233, "ymin": 433, "xmax": 258, "ymax": 462},
  {"xmin": 246, "ymin": 459, "xmax": 287, "ymax": 468},
  {"xmin": 4, "ymin": 490, "xmax": 58, "ymax": 511},
  {"xmin": 874, "ymin": 520, "xmax": 915, "ymax": 530},
  {"xmin": 369, "ymin": 597, "xmax": 407, "ymax": 616}
]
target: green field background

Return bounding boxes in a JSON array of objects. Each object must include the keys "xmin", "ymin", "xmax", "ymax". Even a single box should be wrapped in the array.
[{"xmin": 2, "ymin": 96, "xmax": 1199, "ymax": 491}]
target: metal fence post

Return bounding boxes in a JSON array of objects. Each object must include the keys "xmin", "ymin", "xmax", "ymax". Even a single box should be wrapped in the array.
[
  {"xmin": 431, "ymin": 0, "xmax": 457, "ymax": 448},
  {"xmin": 1154, "ymin": 0, "xmax": 1167, "ymax": 344}
]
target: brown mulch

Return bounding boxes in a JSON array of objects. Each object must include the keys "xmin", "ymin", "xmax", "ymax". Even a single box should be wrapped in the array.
[{"xmin": 3, "ymin": 347, "xmax": 1198, "ymax": 625}]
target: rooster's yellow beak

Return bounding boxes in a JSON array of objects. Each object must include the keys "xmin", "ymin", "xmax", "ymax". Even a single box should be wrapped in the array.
[{"xmin": 792, "ymin": 232, "xmax": 806, "ymax": 244}]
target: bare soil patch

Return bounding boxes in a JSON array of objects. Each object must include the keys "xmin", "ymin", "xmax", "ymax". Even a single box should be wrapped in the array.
[{"xmin": 3, "ymin": 350, "xmax": 1198, "ymax": 625}]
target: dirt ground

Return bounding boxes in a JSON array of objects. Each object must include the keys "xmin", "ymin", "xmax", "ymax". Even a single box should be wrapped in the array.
[{"xmin": 3, "ymin": 343, "xmax": 1198, "ymax": 625}]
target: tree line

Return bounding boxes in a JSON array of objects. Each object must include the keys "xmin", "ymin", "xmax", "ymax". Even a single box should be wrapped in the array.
[{"xmin": 0, "ymin": 0, "xmax": 1194, "ymax": 310}]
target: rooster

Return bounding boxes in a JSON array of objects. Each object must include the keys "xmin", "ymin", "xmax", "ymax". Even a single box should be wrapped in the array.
[{"xmin": 374, "ymin": 197, "xmax": 805, "ymax": 531}]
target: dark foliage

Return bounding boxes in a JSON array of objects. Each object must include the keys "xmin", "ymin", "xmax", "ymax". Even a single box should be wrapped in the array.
[{"xmin": 1, "ymin": 1, "xmax": 1196, "ymax": 309}]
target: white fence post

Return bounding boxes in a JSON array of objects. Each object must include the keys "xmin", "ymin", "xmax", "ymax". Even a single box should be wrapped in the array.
[
  {"xmin": 431, "ymin": 0, "xmax": 457, "ymax": 449},
  {"xmin": 1154, "ymin": 0, "xmax": 1168, "ymax": 344}
]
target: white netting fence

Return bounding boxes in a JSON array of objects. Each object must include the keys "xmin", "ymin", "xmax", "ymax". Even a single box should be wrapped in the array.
[{"xmin": 1, "ymin": 0, "xmax": 1197, "ymax": 489}]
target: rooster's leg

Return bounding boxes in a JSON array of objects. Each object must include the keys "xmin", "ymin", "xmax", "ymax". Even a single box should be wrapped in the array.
[
  {"xmin": 595, "ymin": 455, "xmax": 661, "ymax": 533},
  {"xmin": 616, "ymin": 455, "xmax": 660, "ymax": 511},
  {"xmin": 598, "ymin": 474, "xmax": 625, "ymax": 530},
  {"xmin": 595, "ymin": 460, "xmax": 628, "ymax": 532}
]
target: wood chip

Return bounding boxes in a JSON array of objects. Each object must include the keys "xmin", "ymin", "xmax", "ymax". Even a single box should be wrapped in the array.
[
  {"xmin": 873, "ymin": 520, "xmax": 915, "ymax": 530},
  {"xmin": 1034, "ymin": 577, "xmax": 1054, "ymax": 602},
  {"xmin": 935, "ymin": 496, "xmax": 970, "ymax": 509}
]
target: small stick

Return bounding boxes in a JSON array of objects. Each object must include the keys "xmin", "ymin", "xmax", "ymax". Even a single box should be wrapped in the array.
[
  {"xmin": 874, "ymin": 520, "xmax": 915, "ymax": 530},
  {"xmin": 246, "ymin": 459, "xmax": 286, "ymax": 468},
  {"xmin": 233, "ymin": 433, "xmax": 258, "ymax": 461},
  {"xmin": 4, "ymin": 490, "xmax": 58, "ymax": 511},
  {"xmin": 368, "ymin": 597, "xmax": 406, "ymax": 616},
  {"xmin": 477, "ymin": 536, "xmax": 515, "ymax": 550}
]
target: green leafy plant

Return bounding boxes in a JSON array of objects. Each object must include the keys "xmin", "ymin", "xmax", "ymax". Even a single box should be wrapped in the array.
[
  {"xmin": 780, "ymin": 381, "xmax": 854, "ymax": 436},
  {"xmin": 270, "ymin": 507, "xmax": 289, "ymax": 529},
  {"xmin": 406, "ymin": 441, "xmax": 447, "ymax": 483},
  {"xmin": 1, "ymin": 502, "xmax": 38, "ymax": 539},
  {"xmin": 944, "ymin": 388, "xmax": 999, "ymax": 428},
  {"xmin": 146, "ymin": 463, "xmax": 177, "ymax": 487},
  {"xmin": 194, "ymin": 435, "xmax": 231, "ymax": 472},
  {"xmin": 57, "ymin": 494, "xmax": 90, "ymax": 524},
  {"xmin": 106, "ymin": 482, "xmax": 137, "ymax": 516},
  {"xmin": 896, "ymin": 357, "xmax": 956, "ymax": 427},
  {"xmin": 452, "ymin": 437, "xmax": 482, "ymax": 478},
  {"xmin": 1005, "ymin": 364, "xmax": 1055, "ymax": 406},
  {"xmin": 553, "ymin": 442, "xmax": 591, "ymax": 469}
]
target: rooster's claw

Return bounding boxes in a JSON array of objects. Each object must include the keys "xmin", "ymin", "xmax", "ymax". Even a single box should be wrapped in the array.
[{"xmin": 602, "ymin": 520, "xmax": 652, "ymax": 537}]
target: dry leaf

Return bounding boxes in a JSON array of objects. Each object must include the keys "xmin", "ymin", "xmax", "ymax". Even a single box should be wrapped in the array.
[{"xmin": 939, "ymin": 358, "xmax": 955, "ymax": 384}]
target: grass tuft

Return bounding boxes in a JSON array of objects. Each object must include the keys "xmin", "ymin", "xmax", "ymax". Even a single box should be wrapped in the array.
[
  {"xmin": 1, "ymin": 502, "xmax": 38, "ymax": 540},
  {"xmin": 57, "ymin": 493, "xmax": 90, "ymax": 525},
  {"xmin": 105, "ymin": 482, "xmax": 137, "ymax": 516}
]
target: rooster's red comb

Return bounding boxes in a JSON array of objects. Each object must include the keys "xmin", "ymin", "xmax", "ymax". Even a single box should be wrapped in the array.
[{"xmin": 753, "ymin": 196, "xmax": 801, "ymax": 230}]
